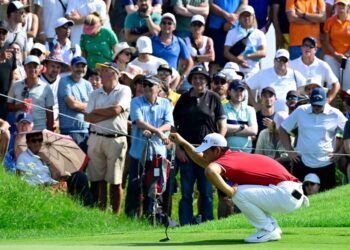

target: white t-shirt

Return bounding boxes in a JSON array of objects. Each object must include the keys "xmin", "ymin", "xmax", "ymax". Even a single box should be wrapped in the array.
[
  {"xmin": 289, "ymin": 57, "xmax": 339, "ymax": 89},
  {"xmin": 40, "ymin": 74, "xmax": 61, "ymax": 121},
  {"xmin": 247, "ymin": 67, "xmax": 306, "ymax": 112}
]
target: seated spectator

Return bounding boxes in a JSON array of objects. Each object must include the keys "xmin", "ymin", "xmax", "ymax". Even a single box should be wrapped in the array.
[
  {"xmin": 112, "ymin": 42, "xmax": 136, "ymax": 71},
  {"xmin": 80, "ymin": 12, "xmax": 118, "ymax": 69},
  {"xmin": 303, "ymin": 173, "xmax": 321, "ymax": 196}
]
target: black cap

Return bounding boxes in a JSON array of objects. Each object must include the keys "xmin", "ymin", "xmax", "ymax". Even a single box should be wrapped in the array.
[
  {"xmin": 228, "ymin": 79, "xmax": 247, "ymax": 90},
  {"xmin": 7, "ymin": 1, "xmax": 29, "ymax": 16},
  {"xmin": 157, "ymin": 64, "xmax": 172, "ymax": 74},
  {"xmin": 302, "ymin": 36, "xmax": 317, "ymax": 47},
  {"xmin": 213, "ymin": 72, "xmax": 227, "ymax": 80},
  {"xmin": 286, "ymin": 90, "xmax": 298, "ymax": 98},
  {"xmin": 261, "ymin": 87, "xmax": 276, "ymax": 96},
  {"xmin": 0, "ymin": 20, "xmax": 8, "ymax": 33},
  {"xmin": 188, "ymin": 65, "xmax": 210, "ymax": 83}
]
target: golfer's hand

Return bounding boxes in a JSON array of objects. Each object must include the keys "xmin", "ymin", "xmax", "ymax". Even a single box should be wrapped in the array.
[
  {"xmin": 288, "ymin": 151, "xmax": 300, "ymax": 163},
  {"xmin": 169, "ymin": 132, "xmax": 185, "ymax": 145},
  {"xmin": 229, "ymin": 184, "xmax": 238, "ymax": 198}
]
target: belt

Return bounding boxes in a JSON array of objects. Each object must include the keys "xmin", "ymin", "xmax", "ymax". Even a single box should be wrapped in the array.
[{"xmin": 91, "ymin": 131, "xmax": 125, "ymax": 138}]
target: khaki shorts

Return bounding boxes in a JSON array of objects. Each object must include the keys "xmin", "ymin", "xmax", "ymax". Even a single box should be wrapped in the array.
[{"xmin": 87, "ymin": 134, "xmax": 128, "ymax": 185}]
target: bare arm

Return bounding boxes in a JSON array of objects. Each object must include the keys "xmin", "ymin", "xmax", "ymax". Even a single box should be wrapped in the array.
[
  {"xmin": 125, "ymin": 4, "xmax": 138, "ymax": 14},
  {"xmin": 327, "ymin": 82, "xmax": 340, "ymax": 103},
  {"xmin": 144, "ymin": 15, "xmax": 161, "ymax": 36},
  {"xmin": 195, "ymin": 37, "xmax": 215, "ymax": 63},
  {"xmin": 226, "ymin": 122, "xmax": 257, "ymax": 137},
  {"xmin": 187, "ymin": 3, "xmax": 209, "ymax": 17},
  {"xmin": 217, "ymin": 118, "xmax": 227, "ymax": 136},
  {"xmin": 278, "ymin": 126, "xmax": 300, "ymax": 163},
  {"xmin": 27, "ymin": 13, "xmax": 39, "ymax": 38},
  {"xmin": 181, "ymin": 57, "xmax": 194, "ymax": 76},
  {"xmin": 344, "ymin": 139, "xmax": 350, "ymax": 155},
  {"xmin": 46, "ymin": 107, "xmax": 54, "ymax": 131},
  {"xmin": 90, "ymin": 105, "xmax": 123, "ymax": 118},
  {"xmin": 244, "ymin": 44, "xmax": 267, "ymax": 60},
  {"xmin": 64, "ymin": 96, "xmax": 88, "ymax": 112},
  {"xmin": 124, "ymin": 29, "xmax": 148, "ymax": 43}
]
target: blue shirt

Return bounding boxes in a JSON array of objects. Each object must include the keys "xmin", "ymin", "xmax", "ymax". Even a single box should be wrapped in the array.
[
  {"xmin": 58, "ymin": 75, "xmax": 92, "ymax": 133},
  {"xmin": 129, "ymin": 96, "xmax": 174, "ymax": 159},
  {"xmin": 151, "ymin": 35, "xmax": 191, "ymax": 69},
  {"xmin": 249, "ymin": 0, "xmax": 273, "ymax": 30},
  {"xmin": 208, "ymin": 0, "xmax": 241, "ymax": 29}
]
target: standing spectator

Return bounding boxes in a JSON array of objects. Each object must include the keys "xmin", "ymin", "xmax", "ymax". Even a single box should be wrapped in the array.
[
  {"xmin": 207, "ymin": 0, "xmax": 247, "ymax": 74},
  {"xmin": 80, "ymin": 12, "xmax": 118, "ymax": 70},
  {"xmin": 125, "ymin": 75, "xmax": 173, "ymax": 217},
  {"xmin": 210, "ymin": 71, "xmax": 229, "ymax": 103},
  {"xmin": 58, "ymin": 56, "xmax": 92, "ymax": 152},
  {"xmin": 86, "ymin": 68, "xmax": 102, "ymax": 90},
  {"xmin": 45, "ymin": 17, "xmax": 81, "ymax": 66},
  {"xmin": 286, "ymin": 0, "xmax": 326, "ymax": 59},
  {"xmin": 7, "ymin": 55, "xmax": 54, "ymax": 131},
  {"xmin": 10, "ymin": 42, "xmax": 25, "ymax": 81},
  {"xmin": 172, "ymin": 0, "xmax": 209, "ymax": 38},
  {"xmin": 19, "ymin": 0, "xmax": 38, "ymax": 53},
  {"xmin": 271, "ymin": 0, "xmax": 290, "ymax": 49},
  {"xmin": 173, "ymin": 65, "xmax": 227, "ymax": 225},
  {"xmin": 124, "ymin": 0, "xmax": 161, "ymax": 44},
  {"xmin": 157, "ymin": 64, "xmax": 181, "ymax": 106},
  {"xmin": 85, "ymin": 62, "xmax": 131, "ymax": 215},
  {"xmin": 289, "ymin": 36, "xmax": 341, "ymax": 104},
  {"xmin": 224, "ymin": 5, "xmax": 267, "ymax": 78},
  {"xmin": 247, "ymin": 49, "xmax": 306, "ymax": 112},
  {"xmin": 323, "ymin": 0, "xmax": 350, "ymax": 91},
  {"xmin": 112, "ymin": 42, "xmax": 136, "ymax": 71},
  {"xmin": 249, "ymin": 0, "xmax": 273, "ymax": 32},
  {"xmin": 184, "ymin": 15, "xmax": 215, "ymax": 72},
  {"xmin": 0, "ymin": 21, "xmax": 16, "ymax": 120},
  {"xmin": 279, "ymin": 88, "xmax": 347, "ymax": 191},
  {"xmin": 65, "ymin": 0, "xmax": 107, "ymax": 46}
]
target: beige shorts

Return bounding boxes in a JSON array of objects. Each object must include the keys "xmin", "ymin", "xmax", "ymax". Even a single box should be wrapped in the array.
[{"xmin": 87, "ymin": 134, "xmax": 128, "ymax": 185}]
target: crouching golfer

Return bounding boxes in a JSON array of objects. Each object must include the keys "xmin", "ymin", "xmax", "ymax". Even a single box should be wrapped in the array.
[{"xmin": 170, "ymin": 132, "xmax": 309, "ymax": 243}]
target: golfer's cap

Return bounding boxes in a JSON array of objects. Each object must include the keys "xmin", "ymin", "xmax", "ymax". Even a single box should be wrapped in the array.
[
  {"xmin": 157, "ymin": 63, "xmax": 172, "ymax": 74},
  {"xmin": 193, "ymin": 133, "xmax": 227, "ymax": 153},
  {"xmin": 335, "ymin": 0, "xmax": 349, "ymax": 5},
  {"xmin": 303, "ymin": 173, "xmax": 320, "ymax": 184},
  {"xmin": 136, "ymin": 36, "xmax": 152, "ymax": 54},
  {"xmin": 162, "ymin": 12, "xmax": 176, "ymax": 25},
  {"xmin": 310, "ymin": 87, "xmax": 327, "ymax": 106},
  {"xmin": 121, "ymin": 64, "xmax": 143, "ymax": 79},
  {"xmin": 7, "ymin": 1, "xmax": 29, "ymax": 16},
  {"xmin": 54, "ymin": 17, "xmax": 74, "ymax": 29},
  {"xmin": 71, "ymin": 56, "xmax": 87, "ymax": 66},
  {"xmin": 0, "ymin": 20, "xmax": 8, "ymax": 33},
  {"xmin": 302, "ymin": 36, "xmax": 317, "ymax": 47},
  {"xmin": 275, "ymin": 49, "xmax": 290, "ymax": 60},
  {"xmin": 239, "ymin": 5, "xmax": 255, "ymax": 16},
  {"xmin": 16, "ymin": 112, "xmax": 33, "ymax": 123},
  {"xmin": 24, "ymin": 55, "xmax": 41, "ymax": 65},
  {"xmin": 191, "ymin": 15, "xmax": 205, "ymax": 25},
  {"xmin": 273, "ymin": 111, "xmax": 289, "ymax": 129},
  {"xmin": 261, "ymin": 87, "xmax": 276, "ymax": 96},
  {"xmin": 143, "ymin": 75, "xmax": 162, "ymax": 85},
  {"xmin": 31, "ymin": 43, "xmax": 46, "ymax": 54},
  {"xmin": 95, "ymin": 62, "xmax": 120, "ymax": 74}
]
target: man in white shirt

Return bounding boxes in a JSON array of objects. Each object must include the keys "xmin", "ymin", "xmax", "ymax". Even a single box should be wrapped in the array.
[
  {"xmin": 289, "ymin": 36, "xmax": 340, "ymax": 104},
  {"xmin": 247, "ymin": 49, "xmax": 306, "ymax": 113},
  {"xmin": 279, "ymin": 87, "xmax": 347, "ymax": 191}
]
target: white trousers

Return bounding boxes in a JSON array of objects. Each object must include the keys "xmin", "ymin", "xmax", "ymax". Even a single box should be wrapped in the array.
[
  {"xmin": 324, "ymin": 55, "xmax": 350, "ymax": 91},
  {"xmin": 232, "ymin": 181, "xmax": 308, "ymax": 232}
]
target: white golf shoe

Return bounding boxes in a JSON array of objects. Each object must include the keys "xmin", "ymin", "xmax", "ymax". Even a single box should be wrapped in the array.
[{"xmin": 244, "ymin": 228, "xmax": 281, "ymax": 243}]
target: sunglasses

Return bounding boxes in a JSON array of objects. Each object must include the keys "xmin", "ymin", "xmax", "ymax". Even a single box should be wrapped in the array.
[
  {"xmin": 158, "ymin": 71, "xmax": 171, "ymax": 77},
  {"xmin": 302, "ymin": 44, "xmax": 315, "ymax": 49},
  {"xmin": 60, "ymin": 24, "xmax": 72, "ymax": 30},
  {"xmin": 286, "ymin": 96, "xmax": 298, "ymax": 101},
  {"xmin": 30, "ymin": 49, "xmax": 42, "ymax": 56},
  {"xmin": 275, "ymin": 57, "xmax": 288, "ymax": 63},
  {"xmin": 0, "ymin": 30, "xmax": 7, "ymax": 35},
  {"xmin": 213, "ymin": 79, "xmax": 227, "ymax": 85},
  {"xmin": 21, "ymin": 86, "xmax": 29, "ymax": 98},
  {"xmin": 30, "ymin": 138, "xmax": 43, "ymax": 143},
  {"xmin": 142, "ymin": 81, "xmax": 155, "ymax": 88},
  {"xmin": 161, "ymin": 21, "xmax": 173, "ymax": 26},
  {"xmin": 191, "ymin": 21, "xmax": 203, "ymax": 27},
  {"xmin": 311, "ymin": 104, "xmax": 323, "ymax": 108},
  {"xmin": 122, "ymin": 51, "xmax": 132, "ymax": 56}
]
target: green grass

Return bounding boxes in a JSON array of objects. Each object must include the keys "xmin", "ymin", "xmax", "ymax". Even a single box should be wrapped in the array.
[{"xmin": 1, "ymin": 167, "xmax": 350, "ymax": 249}]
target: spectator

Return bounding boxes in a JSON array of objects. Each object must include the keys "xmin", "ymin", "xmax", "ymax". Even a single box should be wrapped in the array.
[
  {"xmin": 124, "ymin": 0, "xmax": 161, "ymax": 44},
  {"xmin": 285, "ymin": 89, "xmax": 300, "ymax": 114},
  {"xmin": 323, "ymin": 0, "xmax": 350, "ymax": 91},
  {"xmin": 66, "ymin": 0, "xmax": 107, "ymax": 46},
  {"xmin": 286, "ymin": 0, "xmax": 326, "ymax": 59},
  {"xmin": 58, "ymin": 56, "xmax": 92, "ymax": 152},
  {"xmin": 0, "ymin": 118, "xmax": 10, "ymax": 162},
  {"xmin": 249, "ymin": 0, "xmax": 273, "ymax": 32},
  {"xmin": 224, "ymin": 5, "xmax": 267, "ymax": 78},
  {"xmin": 172, "ymin": 0, "xmax": 209, "ymax": 38},
  {"xmin": 10, "ymin": 42, "xmax": 25, "ymax": 81},
  {"xmin": 112, "ymin": 42, "xmax": 136, "ymax": 71},
  {"xmin": 271, "ymin": 0, "xmax": 290, "ymax": 49},
  {"xmin": 29, "ymin": 42, "xmax": 47, "ymax": 62},
  {"xmin": 45, "ymin": 17, "xmax": 81, "ymax": 66},
  {"xmin": 173, "ymin": 65, "xmax": 226, "ymax": 225},
  {"xmin": 86, "ymin": 68, "xmax": 102, "ymax": 90},
  {"xmin": 210, "ymin": 71, "xmax": 230, "ymax": 104},
  {"xmin": 207, "ymin": 0, "xmax": 246, "ymax": 74},
  {"xmin": 80, "ymin": 12, "xmax": 118, "ymax": 70},
  {"xmin": 289, "ymin": 36, "xmax": 340, "ymax": 103},
  {"xmin": 279, "ymin": 88, "xmax": 347, "ymax": 191},
  {"xmin": 302, "ymin": 173, "xmax": 321, "ymax": 196},
  {"xmin": 119, "ymin": 64, "xmax": 144, "ymax": 89},
  {"xmin": 156, "ymin": 64, "xmax": 181, "ymax": 106},
  {"xmin": 247, "ymin": 49, "xmax": 306, "ymax": 113},
  {"xmin": 298, "ymin": 77, "xmax": 325, "ymax": 97},
  {"xmin": 184, "ymin": 15, "xmax": 215, "ymax": 72},
  {"xmin": 125, "ymin": 75, "xmax": 173, "ymax": 217},
  {"xmin": 85, "ymin": 62, "xmax": 131, "ymax": 214},
  {"xmin": 7, "ymin": 55, "xmax": 54, "ymax": 131},
  {"xmin": 19, "ymin": 0, "xmax": 38, "ymax": 53}
]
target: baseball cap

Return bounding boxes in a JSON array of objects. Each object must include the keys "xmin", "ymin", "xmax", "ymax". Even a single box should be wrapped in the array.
[
  {"xmin": 335, "ymin": 0, "xmax": 349, "ymax": 5},
  {"xmin": 193, "ymin": 133, "xmax": 227, "ymax": 153},
  {"xmin": 0, "ymin": 20, "xmax": 8, "ymax": 33},
  {"xmin": 71, "ymin": 56, "xmax": 87, "ymax": 65},
  {"xmin": 54, "ymin": 17, "xmax": 74, "ymax": 29},
  {"xmin": 24, "ymin": 55, "xmax": 41, "ymax": 65},
  {"xmin": 112, "ymin": 42, "xmax": 136, "ymax": 60},
  {"xmin": 239, "ymin": 5, "xmax": 255, "ymax": 16},
  {"xmin": 157, "ymin": 64, "xmax": 172, "ymax": 74},
  {"xmin": 261, "ymin": 87, "xmax": 276, "ymax": 96},
  {"xmin": 191, "ymin": 15, "xmax": 205, "ymax": 25},
  {"xmin": 16, "ymin": 112, "xmax": 33, "ymax": 123},
  {"xmin": 136, "ymin": 36, "xmax": 152, "ymax": 54},
  {"xmin": 7, "ymin": 1, "xmax": 29, "ymax": 16},
  {"xmin": 287, "ymin": 90, "xmax": 299, "ymax": 98},
  {"xmin": 162, "ymin": 12, "xmax": 176, "ymax": 25},
  {"xmin": 95, "ymin": 62, "xmax": 120, "ymax": 74},
  {"xmin": 224, "ymin": 62, "xmax": 240, "ymax": 72},
  {"xmin": 310, "ymin": 87, "xmax": 326, "ymax": 106},
  {"xmin": 188, "ymin": 65, "xmax": 210, "ymax": 83},
  {"xmin": 273, "ymin": 111, "xmax": 289, "ymax": 129},
  {"xmin": 31, "ymin": 43, "xmax": 46, "ymax": 54},
  {"xmin": 275, "ymin": 49, "xmax": 290, "ymax": 60},
  {"xmin": 121, "ymin": 64, "xmax": 143, "ymax": 79},
  {"xmin": 143, "ymin": 75, "xmax": 162, "ymax": 85},
  {"xmin": 303, "ymin": 173, "xmax": 320, "ymax": 184},
  {"xmin": 220, "ymin": 69, "xmax": 242, "ymax": 81},
  {"xmin": 213, "ymin": 71, "xmax": 227, "ymax": 80},
  {"xmin": 302, "ymin": 36, "xmax": 317, "ymax": 47},
  {"xmin": 229, "ymin": 79, "xmax": 247, "ymax": 90}
]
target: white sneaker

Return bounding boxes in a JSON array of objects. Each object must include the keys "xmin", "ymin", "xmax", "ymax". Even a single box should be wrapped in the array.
[
  {"xmin": 244, "ymin": 228, "xmax": 281, "ymax": 243},
  {"xmin": 272, "ymin": 222, "xmax": 282, "ymax": 235}
]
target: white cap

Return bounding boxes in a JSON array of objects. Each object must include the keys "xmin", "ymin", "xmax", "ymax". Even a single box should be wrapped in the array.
[
  {"xmin": 220, "ymin": 69, "xmax": 242, "ymax": 81},
  {"xmin": 193, "ymin": 133, "xmax": 227, "ymax": 153},
  {"xmin": 24, "ymin": 55, "xmax": 41, "ymax": 65},
  {"xmin": 306, "ymin": 77, "xmax": 322, "ymax": 87},
  {"xmin": 275, "ymin": 49, "xmax": 290, "ymax": 60},
  {"xmin": 223, "ymin": 62, "xmax": 240, "ymax": 72},
  {"xmin": 303, "ymin": 173, "xmax": 321, "ymax": 184},
  {"xmin": 162, "ymin": 12, "xmax": 176, "ymax": 25},
  {"xmin": 239, "ymin": 5, "xmax": 255, "ymax": 16},
  {"xmin": 113, "ymin": 42, "xmax": 136, "ymax": 60},
  {"xmin": 191, "ymin": 15, "xmax": 205, "ymax": 24},
  {"xmin": 121, "ymin": 64, "xmax": 143, "ymax": 79},
  {"xmin": 273, "ymin": 111, "xmax": 289, "ymax": 129},
  {"xmin": 31, "ymin": 43, "xmax": 46, "ymax": 54},
  {"xmin": 54, "ymin": 17, "xmax": 74, "ymax": 29},
  {"xmin": 136, "ymin": 36, "xmax": 152, "ymax": 54}
]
